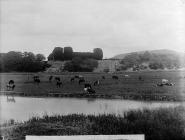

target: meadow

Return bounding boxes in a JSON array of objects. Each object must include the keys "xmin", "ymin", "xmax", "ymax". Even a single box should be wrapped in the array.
[
  {"xmin": 1, "ymin": 106, "xmax": 184, "ymax": 140},
  {"xmin": 0, "ymin": 70, "xmax": 185, "ymax": 101}
]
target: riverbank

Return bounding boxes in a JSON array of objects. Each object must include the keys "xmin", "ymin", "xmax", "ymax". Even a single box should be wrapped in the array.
[
  {"xmin": 1, "ymin": 106, "xmax": 184, "ymax": 140},
  {"xmin": 0, "ymin": 71, "xmax": 184, "ymax": 101}
]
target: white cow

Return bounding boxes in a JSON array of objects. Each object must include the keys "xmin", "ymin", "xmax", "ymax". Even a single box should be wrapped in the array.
[{"xmin": 162, "ymin": 79, "xmax": 169, "ymax": 84}]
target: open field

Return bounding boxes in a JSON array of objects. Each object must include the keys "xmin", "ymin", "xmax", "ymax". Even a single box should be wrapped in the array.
[
  {"xmin": 1, "ymin": 106, "xmax": 185, "ymax": 140},
  {"xmin": 0, "ymin": 70, "xmax": 185, "ymax": 101}
]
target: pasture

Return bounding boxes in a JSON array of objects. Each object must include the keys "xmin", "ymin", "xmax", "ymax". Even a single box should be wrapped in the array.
[{"xmin": 0, "ymin": 70, "xmax": 185, "ymax": 100}]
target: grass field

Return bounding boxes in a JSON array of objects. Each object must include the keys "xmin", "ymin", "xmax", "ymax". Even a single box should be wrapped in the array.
[
  {"xmin": 1, "ymin": 106, "xmax": 184, "ymax": 140},
  {"xmin": 0, "ymin": 70, "xmax": 185, "ymax": 100}
]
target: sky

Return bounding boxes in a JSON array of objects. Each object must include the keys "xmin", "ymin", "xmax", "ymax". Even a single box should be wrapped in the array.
[{"xmin": 0, "ymin": 0, "xmax": 185, "ymax": 58}]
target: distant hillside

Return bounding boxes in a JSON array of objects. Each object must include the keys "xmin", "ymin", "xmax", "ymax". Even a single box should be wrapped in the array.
[
  {"xmin": 112, "ymin": 49, "xmax": 185, "ymax": 71},
  {"xmin": 112, "ymin": 49, "xmax": 184, "ymax": 59}
]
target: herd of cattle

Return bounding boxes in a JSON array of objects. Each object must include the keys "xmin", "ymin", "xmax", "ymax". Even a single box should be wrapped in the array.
[{"xmin": 6, "ymin": 74, "xmax": 175, "ymax": 94}]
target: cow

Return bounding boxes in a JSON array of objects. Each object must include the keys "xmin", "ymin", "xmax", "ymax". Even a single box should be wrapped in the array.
[
  {"xmin": 87, "ymin": 88, "xmax": 96, "ymax": 94},
  {"xmin": 55, "ymin": 77, "xmax": 61, "ymax": 81},
  {"xmin": 34, "ymin": 78, "xmax": 40, "ymax": 85},
  {"xmin": 79, "ymin": 79, "xmax": 85, "ymax": 85},
  {"xmin": 124, "ymin": 75, "xmax": 129, "ymax": 77},
  {"xmin": 49, "ymin": 76, "xmax": 53, "ymax": 82},
  {"xmin": 84, "ymin": 84, "xmax": 95, "ymax": 94},
  {"xmin": 162, "ymin": 79, "xmax": 168, "ymax": 85},
  {"xmin": 94, "ymin": 80, "xmax": 100, "ymax": 86},
  {"xmin": 56, "ymin": 81, "xmax": 62, "ymax": 88},
  {"xmin": 70, "ymin": 77, "xmax": 75, "ymax": 82},
  {"xmin": 102, "ymin": 76, "xmax": 105, "ymax": 80},
  {"xmin": 84, "ymin": 83, "xmax": 92, "ymax": 89},
  {"xmin": 9, "ymin": 80, "xmax": 14, "ymax": 85},
  {"xmin": 6, "ymin": 84, "xmax": 15, "ymax": 91},
  {"xmin": 112, "ymin": 75, "xmax": 118, "ymax": 80},
  {"xmin": 138, "ymin": 76, "xmax": 144, "ymax": 81}
]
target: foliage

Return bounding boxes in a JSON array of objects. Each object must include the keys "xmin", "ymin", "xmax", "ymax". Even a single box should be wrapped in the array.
[
  {"xmin": 2, "ymin": 106, "xmax": 185, "ymax": 140},
  {"xmin": 48, "ymin": 47, "xmax": 103, "ymax": 61},
  {"xmin": 64, "ymin": 57, "xmax": 98, "ymax": 72},
  {"xmin": 52, "ymin": 47, "xmax": 64, "ymax": 61},
  {"xmin": 120, "ymin": 51, "xmax": 182, "ymax": 70},
  {"xmin": 93, "ymin": 48, "xmax": 103, "ymax": 60},
  {"xmin": 0, "ymin": 51, "xmax": 47, "ymax": 72},
  {"xmin": 64, "ymin": 47, "xmax": 73, "ymax": 60}
]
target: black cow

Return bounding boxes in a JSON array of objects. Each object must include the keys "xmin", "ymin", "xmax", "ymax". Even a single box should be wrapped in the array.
[
  {"xmin": 9, "ymin": 80, "xmax": 14, "ymax": 85},
  {"xmin": 70, "ymin": 77, "xmax": 75, "ymax": 82},
  {"xmin": 87, "ymin": 88, "xmax": 96, "ymax": 94},
  {"xmin": 56, "ymin": 81, "xmax": 62, "ymax": 87},
  {"xmin": 79, "ymin": 79, "xmax": 85, "ymax": 85},
  {"xmin": 34, "ymin": 79, "xmax": 40, "ymax": 85},
  {"xmin": 84, "ymin": 83, "xmax": 92, "ymax": 89},
  {"xmin": 112, "ymin": 75, "xmax": 118, "ymax": 80},
  {"xmin": 6, "ymin": 84, "xmax": 15, "ymax": 90},
  {"xmin": 55, "ymin": 77, "xmax": 60, "ymax": 81},
  {"xmin": 49, "ymin": 76, "xmax": 53, "ymax": 82},
  {"xmin": 138, "ymin": 76, "xmax": 144, "ymax": 81}
]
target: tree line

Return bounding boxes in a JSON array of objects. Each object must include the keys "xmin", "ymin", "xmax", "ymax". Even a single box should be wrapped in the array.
[
  {"xmin": 120, "ymin": 51, "xmax": 182, "ymax": 71},
  {"xmin": 48, "ymin": 47, "xmax": 103, "ymax": 61},
  {"xmin": 0, "ymin": 51, "xmax": 49, "ymax": 72}
]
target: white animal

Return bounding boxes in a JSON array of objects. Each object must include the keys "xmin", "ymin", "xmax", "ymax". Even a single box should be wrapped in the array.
[
  {"xmin": 124, "ymin": 75, "xmax": 129, "ymax": 77},
  {"xmin": 162, "ymin": 79, "xmax": 169, "ymax": 84}
]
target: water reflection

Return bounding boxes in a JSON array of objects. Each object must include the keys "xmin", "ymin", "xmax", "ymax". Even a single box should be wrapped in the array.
[{"xmin": 0, "ymin": 96, "xmax": 183, "ymax": 123}]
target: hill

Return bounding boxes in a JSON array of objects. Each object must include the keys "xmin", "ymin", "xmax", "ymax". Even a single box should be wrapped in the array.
[
  {"xmin": 112, "ymin": 49, "xmax": 185, "ymax": 71},
  {"xmin": 112, "ymin": 49, "xmax": 184, "ymax": 59}
]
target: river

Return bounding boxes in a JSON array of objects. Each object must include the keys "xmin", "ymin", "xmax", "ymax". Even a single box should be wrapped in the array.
[{"xmin": 0, "ymin": 96, "xmax": 184, "ymax": 123}]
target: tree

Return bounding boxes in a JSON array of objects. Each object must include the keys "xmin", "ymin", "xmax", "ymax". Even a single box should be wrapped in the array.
[
  {"xmin": 64, "ymin": 46, "xmax": 73, "ymax": 60},
  {"xmin": 64, "ymin": 57, "xmax": 98, "ymax": 72},
  {"xmin": 36, "ymin": 54, "xmax": 45, "ymax": 61},
  {"xmin": 93, "ymin": 48, "xmax": 103, "ymax": 60},
  {"xmin": 48, "ymin": 53, "xmax": 54, "ymax": 61},
  {"xmin": 52, "ymin": 47, "xmax": 64, "ymax": 61}
]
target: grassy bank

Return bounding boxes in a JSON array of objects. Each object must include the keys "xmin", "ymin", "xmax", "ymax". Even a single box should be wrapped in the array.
[
  {"xmin": 1, "ymin": 106, "xmax": 185, "ymax": 140},
  {"xmin": 0, "ymin": 71, "xmax": 185, "ymax": 101}
]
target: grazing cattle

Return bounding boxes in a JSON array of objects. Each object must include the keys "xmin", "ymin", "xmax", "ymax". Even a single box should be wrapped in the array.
[
  {"xmin": 84, "ymin": 84, "xmax": 95, "ymax": 94},
  {"xmin": 79, "ymin": 79, "xmax": 85, "ymax": 85},
  {"xmin": 112, "ymin": 75, "xmax": 118, "ymax": 80},
  {"xmin": 138, "ymin": 76, "xmax": 144, "ymax": 81},
  {"xmin": 9, "ymin": 80, "xmax": 14, "ymax": 85},
  {"xmin": 55, "ymin": 77, "xmax": 60, "ymax": 81},
  {"xmin": 56, "ymin": 81, "xmax": 62, "ymax": 87},
  {"xmin": 6, "ymin": 84, "xmax": 15, "ymax": 90},
  {"xmin": 87, "ymin": 88, "xmax": 96, "ymax": 94},
  {"xmin": 84, "ymin": 83, "xmax": 92, "ymax": 89},
  {"xmin": 49, "ymin": 76, "xmax": 53, "ymax": 82},
  {"xmin": 156, "ymin": 83, "xmax": 164, "ymax": 87},
  {"xmin": 102, "ymin": 76, "xmax": 105, "ymax": 79},
  {"xmin": 33, "ymin": 76, "xmax": 39, "ymax": 80},
  {"xmin": 94, "ymin": 80, "xmax": 100, "ymax": 86},
  {"xmin": 156, "ymin": 79, "xmax": 175, "ymax": 87},
  {"xmin": 70, "ymin": 77, "xmax": 75, "ymax": 82},
  {"xmin": 34, "ymin": 79, "xmax": 40, "ymax": 85},
  {"xmin": 162, "ymin": 79, "xmax": 168, "ymax": 85},
  {"xmin": 74, "ymin": 75, "xmax": 79, "ymax": 78},
  {"xmin": 124, "ymin": 75, "xmax": 129, "ymax": 77}
]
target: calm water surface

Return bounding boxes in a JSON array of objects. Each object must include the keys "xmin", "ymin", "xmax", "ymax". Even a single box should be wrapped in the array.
[{"xmin": 0, "ymin": 96, "xmax": 184, "ymax": 123}]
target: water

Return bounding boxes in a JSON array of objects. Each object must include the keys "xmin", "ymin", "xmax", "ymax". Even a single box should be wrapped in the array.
[{"xmin": 0, "ymin": 96, "xmax": 184, "ymax": 123}]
